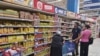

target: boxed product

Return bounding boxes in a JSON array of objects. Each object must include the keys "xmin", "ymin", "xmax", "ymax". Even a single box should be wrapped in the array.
[
  {"xmin": 24, "ymin": 0, "xmax": 33, "ymax": 7},
  {"xmin": 24, "ymin": 12, "xmax": 30, "ymax": 19},
  {"xmin": 12, "ymin": 0, "xmax": 24, "ymax": 5},
  {"xmin": 19, "ymin": 11, "xmax": 25, "ymax": 19},
  {"xmin": 28, "ymin": 0, "xmax": 33, "ymax": 7},
  {"xmin": 29, "ymin": 13, "xmax": 34, "ymax": 20},
  {"xmin": 0, "ymin": 28, "xmax": 3, "ymax": 34},
  {"xmin": 3, "ymin": 9, "xmax": 19, "ymax": 18},
  {"xmin": 0, "ymin": 10, "xmax": 3, "ymax": 16},
  {"xmin": 8, "ymin": 36, "xmax": 17, "ymax": 43},
  {"xmin": 10, "ymin": 0, "xmax": 33, "ymax": 7},
  {"xmin": 3, "ymin": 0, "xmax": 12, "ymax": 2},
  {"xmin": 16, "ymin": 35, "xmax": 24, "ymax": 42}
]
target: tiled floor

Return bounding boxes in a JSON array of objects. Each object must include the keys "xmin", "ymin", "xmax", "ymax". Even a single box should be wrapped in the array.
[{"xmin": 89, "ymin": 38, "xmax": 100, "ymax": 56}]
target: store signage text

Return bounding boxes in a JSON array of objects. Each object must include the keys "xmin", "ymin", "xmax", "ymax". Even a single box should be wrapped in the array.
[
  {"xmin": 55, "ymin": 7, "xmax": 66, "ymax": 15},
  {"xmin": 34, "ymin": 0, "xmax": 54, "ymax": 13}
]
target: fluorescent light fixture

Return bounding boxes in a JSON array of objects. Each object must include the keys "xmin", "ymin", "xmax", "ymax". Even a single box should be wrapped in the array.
[{"xmin": 48, "ymin": 0, "xmax": 62, "ymax": 3}]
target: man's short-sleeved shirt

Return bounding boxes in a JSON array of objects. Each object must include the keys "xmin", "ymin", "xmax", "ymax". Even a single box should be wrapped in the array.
[{"xmin": 72, "ymin": 27, "xmax": 81, "ymax": 40}]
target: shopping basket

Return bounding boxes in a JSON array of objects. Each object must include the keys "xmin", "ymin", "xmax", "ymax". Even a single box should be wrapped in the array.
[{"xmin": 62, "ymin": 40, "xmax": 75, "ymax": 55}]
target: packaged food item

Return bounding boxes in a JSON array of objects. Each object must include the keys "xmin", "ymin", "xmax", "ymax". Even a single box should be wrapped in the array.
[
  {"xmin": 0, "ymin": 28, "xmax": 3, "ymax": 34},
  {"xmin": 12, "ymin": 0, "xmax": 24, "ymax": 5},
  {"xmin": 3, "ymin": 28, "xmax": 8, "ymax": 34},
  {"xmin": 3, "ymin": 0, "xmax": 12, "ymax": 2},
  {"xmin": 16, "ymin": 35, "xmax": 24, "ymax": 42},
  {"xmin": 3, "ymin": 9, "xmax": 19, "ymax": 18},
  {"xmin": 24, "ymin": 12, "xmax": 30, "ymax": 19},
  {"xmin": 28, "ymin": 0, "xmax": 33, "ymax": 7},
  {"xmin": 29, "ymin": 13, "xmax": 34, "ymax": 20},
  {"xmin": 0, "ymin": 9, "xmax": 3, "ymax": 16},
  {"xmin": 19, "ymin": 11, "xmax": 25, "ymax": 19}
]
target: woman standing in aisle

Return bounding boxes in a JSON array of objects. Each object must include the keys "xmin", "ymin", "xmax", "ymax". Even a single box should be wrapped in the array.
[
  {"xmin": 73, "ymin": 25, "xmax": 91, "ymax": 56},
  {"xmin": 50, "ymin": 31, "xmax": 63, "ymax": 56}
]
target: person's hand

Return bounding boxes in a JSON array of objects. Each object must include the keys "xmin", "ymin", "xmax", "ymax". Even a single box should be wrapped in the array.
[
  {"xmin": 72, "ymin": 40, "xmax": 76, "ymax": 42},
  {"xmin": 75, "ymin": 40, "xmax": 79, "ymax": 44}
]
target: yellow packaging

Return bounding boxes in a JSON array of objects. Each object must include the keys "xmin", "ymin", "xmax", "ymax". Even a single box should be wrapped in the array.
[
  {"xmin": 17, "ymin": 35, "xmax": 24, "ymax": 42},
  {"xmin": 0, "ymin": 10, "xmax": 3, "ymax": 16},
  {"xmin": 24, "ymin": 0, "xmax": 29, "ymax": 5},
  {"xmin": 12, "ymin": 0, "xmax": 24, "ymax": 5},
  {"xmin": 3, "ymin": 28, "xmax": 8, "ymax": 34},
  {"xmin": 0, "ymin": 28, "xmax": 3, "ymax": 34},
  {"xmin": 20, "ymin": 28, "xmax": 23, "ymax": 33},
  {"xmin": 3, "ymin": 0, "xmax": 12, "ymax": 2}
]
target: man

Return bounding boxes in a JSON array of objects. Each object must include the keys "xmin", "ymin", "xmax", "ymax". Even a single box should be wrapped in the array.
[{"xmin": 71, "ymin": 22, "xmax": 81, "ymax": 56}]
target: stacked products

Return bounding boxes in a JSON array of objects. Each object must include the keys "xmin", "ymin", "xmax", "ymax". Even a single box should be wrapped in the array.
[{"xmin": 0, "ymin": 0, "xmax": 96, "ymax": 56}]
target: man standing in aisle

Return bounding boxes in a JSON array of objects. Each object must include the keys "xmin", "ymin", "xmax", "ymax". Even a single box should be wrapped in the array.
[{"xmin": 71, "ymin": 22, "xmax": 81, "ymax": 56}]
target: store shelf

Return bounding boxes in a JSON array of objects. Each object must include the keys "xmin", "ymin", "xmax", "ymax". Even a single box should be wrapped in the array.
[
  {"xmin": 0, "ymin": 1, "xmax": 54, "ymax": 15},
  {"xmin": 35, "ymin": 47, "xmax": 50, "ymax": 53},
  {"xmin": 24, "ymin": 52, "xmax": 34, "ymax": 56},
  {"xmin": 35, "ymin": 38, "xmax": 44, "ymax": 41},
  {"xmin": 61, "ymin": 30, "xmax": 67, "ymax": 32},
  {"xmin": 35, "ymin": 43, "xmax": 50, "ymax": 47},
  {"xmin": 0, "ymin": 25, "xmax": 33, "ymax": 28},
  {"xmin": 61, "ymin": 35, "xmax": 70, "ymax": 37},
  {"xmin": 0, "ymin": 39, "xmax": 34, "ymax": 46},
  {"xmin": 0, "ymin": 1, "xmax": 95, "ymax": 23},
  {"xmin": 34, "ymin": 26, "xmax": 61, "ymax": 28},
  {"xmin": 66, "ymin": 27, "xmax": 73, "ymax": 29},
  {"xmin": 0, "ymin": 32, "xmax": 34, "ymax": 36},
  {"xmin": 66, "ymin": 31, "xmax": 72, "ymax": 33},
  {"xmin": 35, "ymin": 31, "xmax": 56, "ymax": 34},
  {"xmin": 61, "ymin": 22, "xmax": 69, "ymax": 24},
  {"xmin": 40, "ymin": 20, "xmax": 59, "ymax": 22},
  {"xmin": 0, "ymin": 16, "xmax": 33, "ymax": 22}
]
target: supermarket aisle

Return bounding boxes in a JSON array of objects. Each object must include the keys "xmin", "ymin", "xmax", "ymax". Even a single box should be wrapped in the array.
[{"xmin": 89, "ymin": 38, "xmax": 100, "ymax": 56}]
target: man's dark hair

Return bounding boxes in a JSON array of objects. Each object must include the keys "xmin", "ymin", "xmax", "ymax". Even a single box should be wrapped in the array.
[
  {"xmin": 85, "ymin": 25, "xmax": 91, "ymax": 29},
  {"xmin": 75, "ymin": 22, "xmax": 79, "ymax": 26}
]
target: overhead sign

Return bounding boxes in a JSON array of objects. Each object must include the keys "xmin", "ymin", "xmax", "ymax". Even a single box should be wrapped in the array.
[
  {"xmin": 34, "ymin": 0, "xmax": 55, "ymax": 13},
  {"xmin": 34, "ymin": 0, "xmax": 43, "ymax": 10},
  {"xmin": 67, "ymin": 0, "xmax": 79, "ymax": 13},
  {"xmin": 83, "ymin": 0, "xmax": 100, "ymax": 9},
  {"xmin": 43, "ymin": 3, "xmax": 55, "ymax": 13},
  {"xmin": 55, "ymin": 7, "xmax": 66, "ymax": 15}
]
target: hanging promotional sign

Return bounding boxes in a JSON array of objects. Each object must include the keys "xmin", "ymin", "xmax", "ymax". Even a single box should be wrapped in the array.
[
  {"xmin": 34, "ymin": 0, "xmax": 43, "ymax": 10},
  {"xmin": 43, "ymin": 3, "xmax": 55, "ymax": 13},
  {"xmin": 34, "ymin": 0, "xmax": 55, "ymax": 13},
  {"xmin": 55, "ymin": 7, "xmax": 66, "ymax": 15}
]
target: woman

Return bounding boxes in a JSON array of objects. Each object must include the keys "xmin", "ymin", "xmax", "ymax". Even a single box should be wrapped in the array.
[
  {"xmin": 73, "ymin": 25, "xmax": 91, "ymax": 56},
  {"xmin": 50, "ymin": 31, "xmax": 63, "ymax": 56}
]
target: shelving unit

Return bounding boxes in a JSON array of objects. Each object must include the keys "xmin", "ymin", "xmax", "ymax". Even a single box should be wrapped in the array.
[{"xmin": 0, "ymin": 0, "xmax": 96, "ymax": 56}]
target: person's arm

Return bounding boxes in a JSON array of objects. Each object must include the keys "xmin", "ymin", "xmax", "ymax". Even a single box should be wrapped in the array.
[
  {"xmin": 70, "ymin": 28, "xmax": 74, "ymax": 39},
  {"xmin": 73, "ymin": 31, "xmax": 83, "ymax": 42}
]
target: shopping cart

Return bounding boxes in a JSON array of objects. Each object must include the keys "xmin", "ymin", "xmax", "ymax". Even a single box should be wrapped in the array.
[{"xmin": 62, "ymin": 40, "xmax": 75, "ymax": 56}]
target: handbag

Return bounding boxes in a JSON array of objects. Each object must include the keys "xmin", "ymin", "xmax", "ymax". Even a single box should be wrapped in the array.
[{"xmin": 89, "ymin": 37, "xmax": 94, "ymax": 45}]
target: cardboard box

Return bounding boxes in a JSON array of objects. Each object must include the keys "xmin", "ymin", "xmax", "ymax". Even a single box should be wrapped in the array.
[
  {"xmin": 19, "ymin": 11, "xmax": 25, "ymax": 19},
  {"xmin": 3, "ymin": 0, "xmax": 12, "ymax": 2}
]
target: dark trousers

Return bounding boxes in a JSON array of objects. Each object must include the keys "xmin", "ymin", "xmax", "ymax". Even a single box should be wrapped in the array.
[
  {"xmin": 80, "ymin": 42, "xmax": 89, "ymax": 56},
  {"xmin": 72, "ymin": 42, "xmax": 79, "ymax": 56},
  {"xmin": 50, "ymin": 46, "xmax": 62, "ymax": 56}
]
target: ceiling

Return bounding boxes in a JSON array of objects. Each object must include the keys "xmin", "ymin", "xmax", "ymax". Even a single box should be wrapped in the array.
[{"xmin": 40, "ymin": 0, "xmax": 67, "ymax": 9}]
